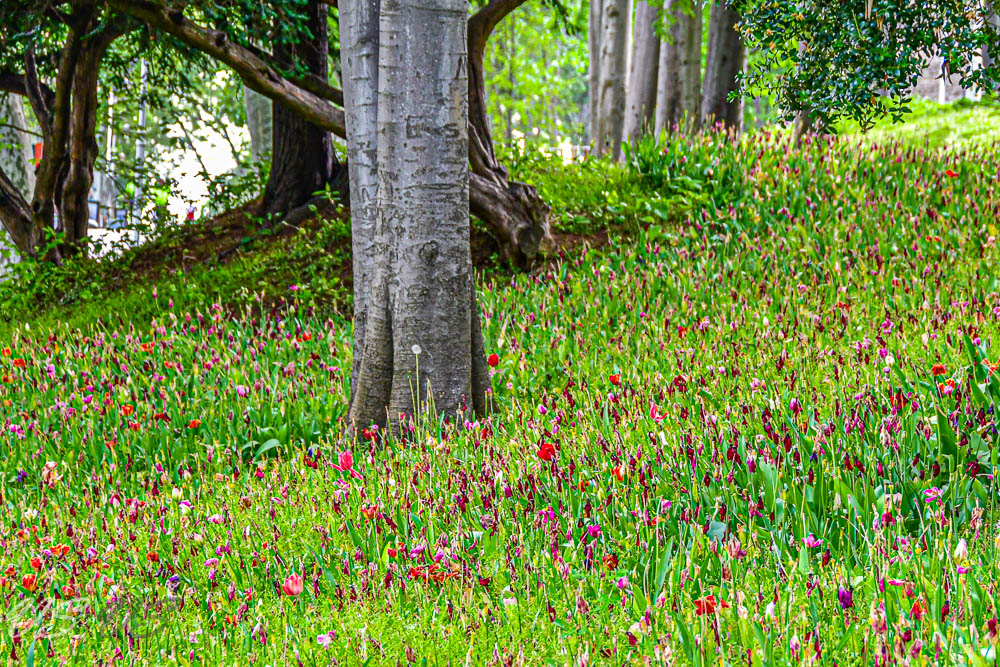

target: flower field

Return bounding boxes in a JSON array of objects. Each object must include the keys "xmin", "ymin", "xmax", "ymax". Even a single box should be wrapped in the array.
[{"xmin": 4, "ymin": 130, "xmax": 1000, "ymax": 664}]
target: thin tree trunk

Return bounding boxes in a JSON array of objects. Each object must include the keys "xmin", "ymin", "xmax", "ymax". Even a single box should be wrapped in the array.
[
  {"xmin": 790, "ymin": 41, "xmax": 813, "ymax": 146},
  {"xmin": 261, "ymin": 0, "xmax": 336, "ymax": 215},
  {"xmin": 588, "ymin": 0, "xmax": 604, "ymax": 143},
  {"xmin": 701, "ymin": 1, "xmax": 744, "ymax": 131},
  {"xmin": 244, "ymin": 86, "xmax": 272, "ymax": 162},
  {"xmin": 0, "ymin": 93, "xmax": 33, "ymax": 262},
  {"xmin": 595, "ymin": 0, "xmax": 630, "ymax": 158},
  {"xmin": 655, "ymin": 0, "xmax": 702, "ymax": 135},
  {"xmin": 349, "ymin": 0, "xmax": 485, "ymax": 429},
  {"xmin": 31, "ymin": 20, "xmax": 88, "ymax": 260},
  {"xmin": 622, "ymin": 1, "xmax": 659, "ymax": 145},
  {"xmin": 61, "ymin": 45, "xmax": 106, "ymax": 253},
  {"xmin": 0, "ymin": 94, "xmax": 36, "ymax": 198},
  {"xmin": 982, "ymin": 8, "xmax": 1000, "ymax": 98},
  {"xmin": 340, "ymin": 0, "xmax": 381, "ymax": 409}
]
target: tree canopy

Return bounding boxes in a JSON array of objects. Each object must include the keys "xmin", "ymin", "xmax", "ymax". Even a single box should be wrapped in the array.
[{"xmin": 736, "ymin": 0, "xmax": 1000, "ymax": 129}]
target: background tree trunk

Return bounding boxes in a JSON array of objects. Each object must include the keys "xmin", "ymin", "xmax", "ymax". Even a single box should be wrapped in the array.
[
  {"xmin": 622, "ymin": 1, "xmax": 659, "ymax": 145},
  {"xmin": 655, "ymin": 0, "xmax": 703, "ymax": 135},
  {"xmin": 595, "ymin": 0, "xmax": 630, "ymax": 158},
  {"xmin": 984, "ymin": 11, "xmax": 1000, "ymax": 80},
  {"xmin": 0, "ymin": 94, "xmax": 36, "ymax": 198},
  {"xmin": 261, "ymin": 0, "xmax": 337, "ymax": 215},
  {"xmin": 701, "ymin": 1, "xmax": 744, "ymax": 131},
  {"xmin": 243, "ymin": 86, "xmax": 272, "ymax": 162},
  {"xmin": 340, "ymin": 0, "xmax": 381, "ymax": 409},
  {"xmin": 588, "ymin": 0, "xmax": 604, "ymax": 143},
  {"xmin": 60, "ymin": 45, "xmax": 106, "ymax": 254},
  {"xmin": 349, "ymin": 0, "xmax": 487, "ymax": 429}
]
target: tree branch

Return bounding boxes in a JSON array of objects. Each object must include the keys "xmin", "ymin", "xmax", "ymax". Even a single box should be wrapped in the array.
[
  {"xmin": 106, "ymin": 0, "xmax": 347, "ymax": 137},
  {"xmin": 469, "ymin": 0, "xmax": 528, "ymax": 54},
  {"xmin": 0, "ymin": 161, "xmax": 36, "ymax": 256},
  {"xmin": 0, "ymin": 71, "xmax": 55, "ymax": 106}
]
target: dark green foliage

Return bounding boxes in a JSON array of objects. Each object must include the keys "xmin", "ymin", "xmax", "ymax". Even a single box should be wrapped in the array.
[{"xmin": 735, "ymin": 0, "xmax": 1000, "ymax": 129}]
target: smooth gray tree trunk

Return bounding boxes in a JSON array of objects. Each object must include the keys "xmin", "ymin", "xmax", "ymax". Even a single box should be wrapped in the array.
[
  {"xmin": 340, "ymin": 0, "xmax": 381, "ymax": 407},
  {"xmin": 588, "ymin": 0, "xmax": 604, "ymax": 143},
  {"xmin": 595, "ymin": 0, "xmax": 630, "ymax": 158},
  {"xmin": 0, "ymin": 94, "xmax": 33, "ymax": 264},
  {"xmin": 984, "ymin": 11, "xmax": 1000, "ymax": 72},
  {"xmin": 243, "ymin": 86, "xmax": 272, "ymax": 162},
  {"xmin": 654, "ymin": 0, "xmax": 703, "ymax": 135},
  {"xmin": 701, "ymin": 1, "xmax": 744, "ymax": 131},
  {"xmin": 0, "ymin": 94, "xmax": 36, "ymax": 198},
  {"xmin": 348, "ymin": 0, "xmax": 487, "ymax": 430},
  {"xmin": 622, "ymin": 1, "xmax": 660, "ymax": 146}
]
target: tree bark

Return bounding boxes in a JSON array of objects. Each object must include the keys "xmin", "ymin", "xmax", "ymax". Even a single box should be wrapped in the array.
[
  {"xmin": 243, "ymin": 86, "xmax": 272, "ymax": 162},
  {"xmin": 622, "ymin": 1, "xmax": 660, "ymax": 145},
  {"xmin": 60, "ymin": 43, "xmax": 106, "ymax": 253},
  {"xmin": 348, "ymin": 0, "xmax": 486, "ymax": 430},
  {"xmin": 340, "ymin": 0, "xmax": 381, "ymax": 408},
  {"xmin": 261, "ymin": 0, "xmax": 337, "ymax": 216},
  {"xmin": 655, "ymin": 0, "xmax": 703, "ymax": 135},
  {"xmin": 595, "ymin": 0, "xmax": 631, "ymax": 158},
  {"xmin": 701, "ymin": 1, "xmax": 744, "ymax": 131},
  {"xmin": 588, "ymin": 0, "xmax": 604, "ymax": 143}
]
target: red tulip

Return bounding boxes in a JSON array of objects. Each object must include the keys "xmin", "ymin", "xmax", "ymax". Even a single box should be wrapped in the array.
[
  {"xmin": 931, "ymin": 364, "xmax": 946, "ymax": 376},
  {"xmin": 487, "ymin": 353, "xmax": 500, "ymax": 367},
  {"xmin": 609, "ymin": 374, "xmax": 621, "ymax": 386},
  {"xmin": 945, "ymin": 169, "xmax": 958, "ymax": 178},
  {"xmin": 693, "ymin": 594, "xmax": 729, "ymax": 616},
  {"xmin": 537, "ymin": 442, "xmax": 557, "ymax": 461}
]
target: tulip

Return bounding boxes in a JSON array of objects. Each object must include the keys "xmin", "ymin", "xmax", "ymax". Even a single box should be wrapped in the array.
[{"xmin": 282, "ymin": 573, "xmax": 304, "ymax": 596}]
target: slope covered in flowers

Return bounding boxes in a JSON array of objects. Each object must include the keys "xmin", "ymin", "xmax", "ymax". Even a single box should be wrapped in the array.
[{"xmin": 3, "ymin": 131, "xmax": 1000, "ymax": 664}]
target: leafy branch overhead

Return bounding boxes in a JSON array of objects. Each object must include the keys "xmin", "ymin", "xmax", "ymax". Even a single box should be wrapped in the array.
[{"xmin": 735, "ymin": 0, "xmax": 1000, "ymax": 130}]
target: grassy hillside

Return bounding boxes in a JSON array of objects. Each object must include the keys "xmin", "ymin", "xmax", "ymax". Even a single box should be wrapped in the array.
[
  {"xmin": 3, "ymin": 130, "xmax": 1000, "ymax": 663},
  {"xmin": 839, "ymin": 97, "xmax": 1000, "ymax": 148}
]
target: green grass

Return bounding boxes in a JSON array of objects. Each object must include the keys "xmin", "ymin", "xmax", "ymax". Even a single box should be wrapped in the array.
[
  {"xmin": 838, "ymin": 96, "xmax": 1000, "ymax": 148},
  {"xmin": 2, "ymin": 129, "xmax": 1000, "ymax": 664}
]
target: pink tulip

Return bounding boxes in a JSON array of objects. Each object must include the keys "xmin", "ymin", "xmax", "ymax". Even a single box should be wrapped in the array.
[
  {"xmin": 282, "ymin": 573, "xmax": 303, "ymax": 596},
  {"xmin": 332, "ymin": 450, "xmax": 363, "ymax": 479}
]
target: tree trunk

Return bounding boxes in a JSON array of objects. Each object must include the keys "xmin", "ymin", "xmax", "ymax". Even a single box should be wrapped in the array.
[
  {"xmin": 790, "ymin": 41, "xmax": 813, "ymax": 146},
  {"xmin": 60, "ymin": 44, "xmax": 106, "ymax": 254},
  {"xmin": 701, "ymin": 1, "xmax": 744, "ymax": 131},
  {"xmin": 595, "ymin": 0, "xmax": 630, "ymax": 158},
  {"xmin": 30, "ymin": 17, "xmax": 88, "ymax": 260},
  {"xmin": 340, "ymin": 0, "xmax": 381, "ymax": 408},
  {"xmin": 0, "ymin": 94, "xmax": 36, "ymax": 198},
  {"xmin": 655, "ymin": 0, "xmax": 703, "ymax": 135},
  {"xmin": 348, "ymin": 0, "xmax": 487, "ymax": 430},
  {"xmin": 622, "ymin": 1, "xmax": 659, "ymax": 145},
  {"xmin": 588, "ymin": 0, "xmax": 604, "ymax": 143},
  {"xmin": 261, "ymin": 0, "xmax": 336, "ymax": 216},
  {"xmin": 244, "ymin": 86, "xmax": 272, "ymax": 162},
  {"xmin": 985, "ymin": 11, "xmax": 1000, "ymax": 70}
]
